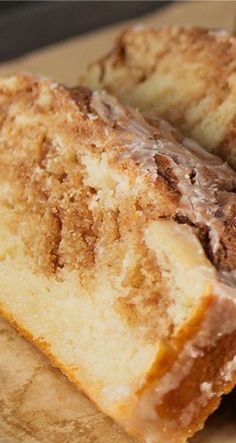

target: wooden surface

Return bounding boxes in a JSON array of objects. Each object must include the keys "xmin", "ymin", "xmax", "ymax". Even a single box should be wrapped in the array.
[{"xmin": 0, "ymin": 1, "xmax": 236, "ymax": 442}]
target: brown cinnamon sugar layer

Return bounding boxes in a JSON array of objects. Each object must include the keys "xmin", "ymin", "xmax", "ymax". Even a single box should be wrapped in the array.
[
  {"xmin": 1, "ymin": 77, "xmax": 236, "ymax": 275},
  {"xmin": 82, "ymin": 26, "xmax": 236, "ymax": 170},
  {"xmin": 0, "ymin": 74, "xmax": 236, "ymax": 443}
]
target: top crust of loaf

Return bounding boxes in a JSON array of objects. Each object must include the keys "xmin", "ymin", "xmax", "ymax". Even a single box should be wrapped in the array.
[{"xmin": 82, "ymin": 25, "xmax": 236, "ymax": 170}]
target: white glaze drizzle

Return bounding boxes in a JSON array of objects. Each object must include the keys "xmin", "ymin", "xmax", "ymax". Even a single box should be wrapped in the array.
[
  {"xmin": 90, "ymin": 91, "xmax": 236, "ymax": 442},
  {"xmin": 179, "ymin": 382, "xmax": 214, "ymax": 427},
  {"xmin": 220, "ymin": 356, "xmax": 236, "ymax": 382},
  {"xmin": 132, "ymin": 294, "xmax": 236, "ymax": 443},
  {"xmin": 91, "ymin": 90, "xmax": 236, "ymax": 259}
]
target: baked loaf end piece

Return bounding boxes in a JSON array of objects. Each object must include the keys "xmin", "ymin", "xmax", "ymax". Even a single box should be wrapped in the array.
[
  {"xmin": 0, "ymin": 74, "xmax": 236, "ymax": 443},
  {"xmin": 82, "ymin": 26, "xmax": 236, "ymax": 170}
]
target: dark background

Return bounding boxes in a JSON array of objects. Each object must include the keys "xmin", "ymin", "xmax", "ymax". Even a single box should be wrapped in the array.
[{"xmin": 0, "ymin": 1, "xmax": 171, "ymax": 62}]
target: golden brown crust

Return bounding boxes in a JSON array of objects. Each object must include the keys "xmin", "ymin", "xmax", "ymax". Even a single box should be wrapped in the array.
[
  {"xmin": 0, "ymin": 73, "xmax": 236, "ymax": 443},
  {"xmin": 132, "ymin": 294, "xmax": 236, "ymax": 442},
  {"xmin": 82, "ymin": 26, "xmax": 236, "ymax": 170},
  {"xmin": 1, "ymin": 314, "xmax": 235, "ymax": 443},
  {"xmin": 1, "ymin": 291, "xmax": 236, "ymax": 443}
]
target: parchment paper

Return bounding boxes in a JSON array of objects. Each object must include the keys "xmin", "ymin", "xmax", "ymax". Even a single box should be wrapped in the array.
[{"xmin": 0, "ymin": 1, "xmax": 236, "ymax": 441}]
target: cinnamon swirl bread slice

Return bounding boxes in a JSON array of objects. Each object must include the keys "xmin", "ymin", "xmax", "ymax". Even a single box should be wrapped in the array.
[
  {"xmin": 0, "ymin": 74, "xmax": 236, "ymax": 443},
  {"xmin": 82, "ymin": 26, "xmax": 236, "ymax": 170}
]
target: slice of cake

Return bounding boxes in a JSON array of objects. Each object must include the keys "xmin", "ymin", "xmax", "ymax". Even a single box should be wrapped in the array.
[
  {"xmin": 82, "ymin": 26, "xmax": 236, "ymax": 170},
  {"xmin": 0, "ymin": 74, "xmax": 236, "ymax": 443}
]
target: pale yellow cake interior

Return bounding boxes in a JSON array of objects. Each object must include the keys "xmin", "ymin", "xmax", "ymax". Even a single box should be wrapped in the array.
[{"xmin": 0, "ymin": 76, "xmax": 215, "ymax": 416}]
